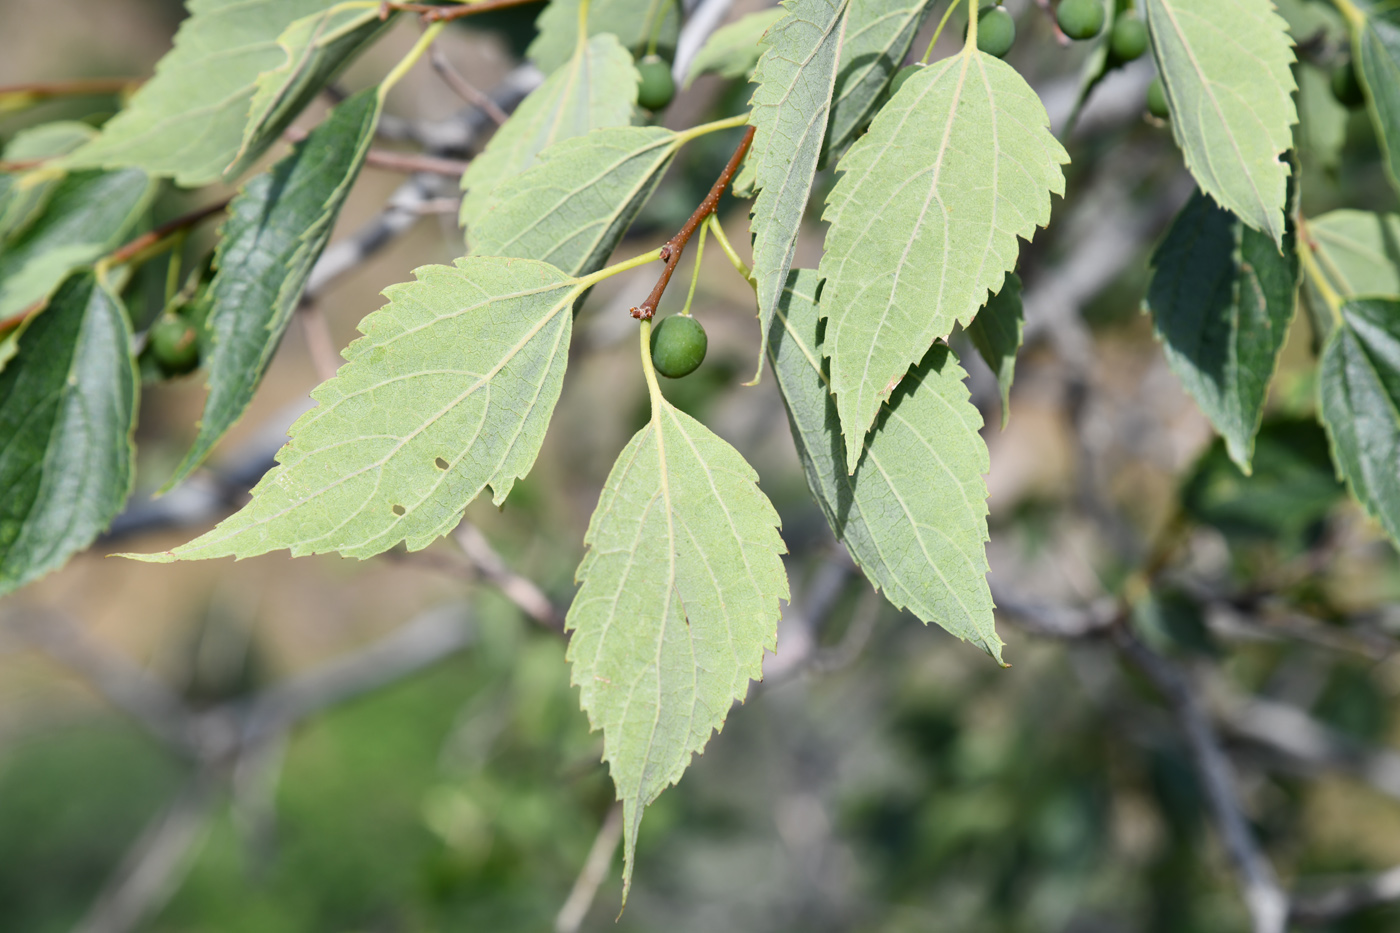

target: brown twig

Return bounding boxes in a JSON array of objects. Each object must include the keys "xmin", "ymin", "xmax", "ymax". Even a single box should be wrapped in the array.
[
  {"xmin": 0, "ymin": 77, "xmax": 138, "ymax": 100},
  {"xmin": 364, "ymin": 148, "xmax": 469, "ymax": 175},
  {"xmin": 380, "ymin": 0, "xmax": 546, "ymax": 22},
  {"xmin": 0, "ymin": 158, "xmax": 45, "ymax": 172},
  {"xmin": 429, "ymin": 46, "xmax": 509, "ymax": 125},
  {"xmin": 630, "ymin": 125, "xmax": 755, "ymax": 320}
]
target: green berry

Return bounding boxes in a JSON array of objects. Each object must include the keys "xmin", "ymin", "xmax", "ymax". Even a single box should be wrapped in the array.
[
  {"xmin": 649, "ymin": 314, "xmax": 707, "ymax": 379},
  {"xmin": 1057, "ymin": 0, "xmax": 1105, "ymax": 40},
  {"xmin": 1146, "ymin": 77, "xmax": 1169, "ymax": 120},
  {"xmin": 975, "ymin": 6, "xmax": 1016, "ymax": 58},
  {"xmin": 1110, "ymin": 12, "xmax": 1148, "ymax": 62},
  {"xmin": 888, "ymin": 63, "xmax": 923, "ymax": 97},
  {"xmin": 150, "ymin": 314, "xmax": 200, "ymax": 375},
  {"xmin": 1331, "ymin": 60, "xmax": 1366, "ymax": 109},
  {"xmin": 636, "ymin": 56, "xmax": 675, "ymax": 111}
]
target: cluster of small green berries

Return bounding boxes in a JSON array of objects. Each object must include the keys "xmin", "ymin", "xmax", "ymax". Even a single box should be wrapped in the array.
[
  {"xmin": 959, "ymin": 3, "xmax": 1144, "ymax": 61},
  {"xmin": 636, "ymin": 55, "xmax": 675, "ymax": 111},
  {"xmin": 650, "ymin": 314, "xmax": 708, "ymax": 378}
]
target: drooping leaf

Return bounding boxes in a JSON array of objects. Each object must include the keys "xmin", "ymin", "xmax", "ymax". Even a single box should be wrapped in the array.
[
  {"xmin": 0, "ymin": 273, "xmax": 137, "ymax": 596},
  {"xmin": 965, "ymin": 272, "xmax": 1024, "ymax": 429},
  {"xmin": 1143, "ymin": 0, "xmax": 1297, "ymax": 245},
  {"xmin": 126, "ymin": 258, "xmax": 585, "ymax": 563},
  {"xmin": 63, "ymin": 0, "xmax": 354, "ymax": 186},
  {"xmin": 1349, "ymin": 1, "xmax": 1400, "ymax": 195},
  {"xmin": 684, "ymin": 8, "xmax": 786, "ymax": 87},
  {"xmin": 768, "ymin": 269, "xmax": 999, "ymax": 657},
  {"xmin": 0, "ymin": 168, "xmax": 156, "ymax": 320},
  {"xmin": 817, "ymin": 50, "xmax": 1067, "ymax": 465},
  {"xmin": 528, "ymin": 0, "xmax": 681, "ymax": 73},
  {"xmin": 1317, "ymin": 298, "xmax": 1400, "ymax": 548},
  {"xmin": 1146, "ymin": 187, "xmax": 1299, "ymax": 472},
  {"xmin": 0, "ymin": 122, "xmax": 96, "ymax": 241},
  {"xmin": 469, "ymin": 126, "xmax": 678, "ymax": 276},
  {"xmin": 566, "ymin": 373, "xmax": 788, "ymax": 900},
  {"xmin": 164, "ymin": 88, "xmax": 383, "ymax": 491},
  {"xmin": 747, "ymin": 0, "xmax": 850, "ymax": 381},
  {"xmin": 1306, "ymin": 210, "xmax": 1400, "ymax": 300},
  {"xmin": 824, "ymin": 0, "xmax": 930, "ymax": 154},
  {"xmin": 459, "ymin": 34, "xmax": 638, "ymax": 233},
  {"xmin": 226, "ymin": 5, "xmax": 390, "ymax": 178}
]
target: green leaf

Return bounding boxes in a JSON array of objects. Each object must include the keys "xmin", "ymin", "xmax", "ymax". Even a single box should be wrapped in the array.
[
  {"xmin": 965, "ymin": 272, "xmax": 1024, "ymax": 430},
  {"xmin": 1306, "ymin": 210, "xmax": 1400, "ymax": 300},
  {"xmin": 768, "ymin": 269, "xmax": 1000, "ymax": 658},
  {"xmin": 1350, "ymin": 2, "xmax": 1400, "ymax": 196},
  {"xmin": 1317, "ymin": 298, "xmax": 1400, "ymax": 547},
  {"xmin": 528, "ymin": 0, "xmax": 680, "ymax": 73},
  {"xmin": 0, "ymin": 168, "xmax": 156, "ymax": 320},
  {"xmin": 1143, "ymin": 0, "xmax": 1297, "ymax": 245},
  {"xmin": 62, "ymin": 0, "xmax": 353, "ymax": 186},
  {"xmin": 824, "ymin": 0, "xmax": 930, "ymax": 154},
  {"xmin": 469, "ymin": 126, "xmax": 678, "ymax": 276},
  {"xmin": 1146, "ymin": 187, "xmax": 1299, "ymax": 472},
  {"xmin": 0, "ymin": 122, "xmax": 96, "ymax": 241},
  {"xmin": 459, "ymin": 34, "xmax": 638, "ymax": 234},
  {"xmin": 684, "ymin": 8, "xmax": 786, "ymax": 87},
  {"xmin": 1296, "ymin": 64, "xmax": 1349, "ymax": 171},
  {"xmin": 0, "ymin": 273, "xmax": 137, "ymax": 596},
  {"xmin": 566, "ymin": 379, "xmax": 788, "ymax": 900},
  {"xmin": 125, "ymin": 258, "xmax": 583, "ymax": 563},
  {"xmin": 817, "ymin": 50, "xmax": 1067, "ymax": 466},
  {"xmin": 226, "ymin": 5, "xmax": 390, "ymax": 179},
  {"xmin": 164, "ymin": 89, "xmax": 383, "ymax": 491},
  {"xmin": 747, "ymin": 0, "xmax": 850, "ymax": 381}
]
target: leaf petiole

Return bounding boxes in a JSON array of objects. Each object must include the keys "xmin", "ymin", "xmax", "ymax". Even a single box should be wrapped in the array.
[
  {"xmin": 1297, "ymin": 221, "xmax": 1345, "ymax": 328},
  {"xmin": 920, "ymin": 0, "xmax": 965, "ymax": 64},
  {"xmin": 574, "ymin": 247, "xmax": 667, "ymax": 290},
  {"xmin": 679, "ymin": 221, "xmax": 707, "ymax": 316},
  {"xmin": 706, "ymin": 215, "xmax": 753, "ymax": 285},
  {"xmin": 379, "ymin": 21, "xmax": 447, "ymax": 100}
]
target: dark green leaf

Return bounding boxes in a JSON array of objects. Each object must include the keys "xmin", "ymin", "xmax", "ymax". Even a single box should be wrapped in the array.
[
  {"xmin": 1350, "ymin": 1, "xmax": 1400, "ymax": 195},
  {"xmin": 823, "ymin": 0, "xmax": 930, "ymax": 154},
  {"xmin": 965, "ymin": 272, "xmax": 1024, "ymax": 429}
]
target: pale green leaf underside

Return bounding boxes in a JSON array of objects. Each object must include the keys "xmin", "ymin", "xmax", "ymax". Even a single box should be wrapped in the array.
[
  {"xmin": 1353, "ymin": 4, "xmax": 1400, "ymax": 196},
  {"xmin": 567, "ymin": 396, "xmax": 787, "ymax": 899},
  {"xmin": 460, "ymin": 34, "xmax": 638, "ymax": 234},
  {"xmin": 63, "ymin": 0, "xmax": 346, "ymax": 186},
  {"xmin": 1144, "ymin": 0, "xmax": 1297, "ymax": 245},
  {"xmin": 528, "ymin": 0, "xmax": 681, "ymax": 73},
  {"xmin": 768, "ymin": 269, "xmax": 1000, "ymax": 658},
  {"xmin": 824, "ymin": 0, "xmax": 930, "ymax": 154},
  {"xmin": 747, "ymin": 0, "xmax": 850, "ymax": 382},
  {"xmin": 1307, "ymin": 210, "xmax": 1400, "ymax": 300},
  {"xmin": 965, "ymin": 271, "xmax": 1024, "ymax": 430},
  {"xmin": 470, "ymin": 126, "xmax": 678, "ymax": 276},
  {"xmin": 1318, "ymin": 298, "xmax": 1400, "ymax": 548},
  {"xmin": 684, "ymin": 8, "xmax": 786, "ymax": 87},
  {"xmin": 1146, "ymin": 188, "xmax": 1299, "ymax": 472},
  {"xmin": 0, "ymin": 273, "xmax": 137, "ymax": 596},
  {"xmin": 818, "ymin": 50, "xmax": 1067, "ymax": 465},
  {"xmin": 165, "ymin": 89, "xmax": 383, "ymax": 491},
  {"xmin": 127, "ymin": 258, "xmax": 583, "ymax": 563}
]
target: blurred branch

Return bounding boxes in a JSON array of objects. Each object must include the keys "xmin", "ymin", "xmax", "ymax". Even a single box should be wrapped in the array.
[
  {"xmin": 672, "ymin": 0, "xmax": 735, "ymax": 83},
  {"xmin": 428, "ymin": 45, "xmax": 508, "ymax": 125},
  {"xmin": 451, "ymin": 524, "xmax": 563, "ymax": 630},
  {"xmin": 1291, "ymin": 865, "xmax": 1400, "ymax": 926},
  {"xmin": 554, "ymin": 803, "xmax": 623, "ymax": 933}
]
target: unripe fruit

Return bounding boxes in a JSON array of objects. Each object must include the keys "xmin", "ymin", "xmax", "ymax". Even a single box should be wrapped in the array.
[
  {"xmin": 1331, "ymin": 60, "xmax": 1366, "ymax": 109},
  {"xmin": 636, "ymin": 56, "xmax": 676, "ymax": 111},
  {"xmin": 1110, "ymin": 12, "xmax": 1148, "ymax": 62},
  {"xmin": 150, "ymin": 314, "xmax": 200, "ymax": 375},
  {"xmin": 976, "ymin": 6, "xmax": 1016, "ymax": 59},
  {"xmin": 649, "ymin": 314, "xmax": 707, "ymax": 379},
  {"xmin": 1146, "ymin": 77, "xmax": 1169, "ymax": 120},
  {"xmin": 888, "ymin": 63, "xmax": 923, "ymax": 97},
  {"xmin": 1057, "ymin": 0, "xmax": 1105, "ymax": 40}
]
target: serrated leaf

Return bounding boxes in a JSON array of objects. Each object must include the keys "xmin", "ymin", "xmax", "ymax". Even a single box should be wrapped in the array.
[
  {"xmin": 966, "ymin": 272, "xmax": 1024, "ymax": 429},
  {"xmin": 1146, "ymin": 187, "xmax": 1299, "ymax": 472},
  {"xmin": 528, "ymin": 0, "xmax": 681, "ymax": 73},
  {"xmin": 566, "ymin": 375, "xmax": 788, "ymax": 900},
  {"xmin": 824, "ymin": 0, "xmax": 930, "ymax": 154},
  {"xmin": 225, "ymin": 5, "xmax": 389, "ymax": 179},
  {"xmin": 469, "ymin": 126, "xmax": 678, "ymax": 276},
  {"xmin": 747, "ymin": 0, "xmax": 850, "ymax": 381},
  {"xmin": 817, "ymin": 51, "xmax": 1067, "ymax": 466},
  {"xmin": 0, "ymin": 168, "xmax": 156, "ymax": 320},
  {"xmin": 0, "ymin": 273, "xmax": 137, "ymax": 596},
  {"xmin": 165, "ymin": 88, "xmax": 382, "ymax": 491},
  {"xmin": 1306, "ymin": 210, "xmax": 1400, "ymax": 300},
  {"xmin": 1318, "ymin": 298, "xmax": 1400, "ymax": 548},
  {"xmin": 685, "ymin": 8, "xmax": 787, "ymax": 88},
  {"xmin": 459, "ymin": 34, "xmax": 638, "ymax": 233},
  {"xmin": 768, "ymin": 269, "xmax": 999, "ymax": 657},
  {"xmin": 1350, "ymin": 1, "xmax": 1400, "ymax": 196},
  {"xmin": 62, "ymin": 0, "xmax": 350, "ymax": 186},
  {"xmin": 0, "ymin": 122, "xmax": 96, "ymax": 241},
  {"xmin": 1143, "ymin": 0, "xmax": 1297, "ymax": 245},
  {"xmin": 126, "ymin": 258, "xmax": 584, "ymax": 563}
]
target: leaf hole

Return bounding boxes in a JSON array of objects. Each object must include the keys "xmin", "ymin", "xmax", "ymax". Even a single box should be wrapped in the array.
[
  {"xmin": 434, "ymin": 457, "xmax": 449, "ymax": 470},
  {"xmin": 392, "ymin": 504, "xmax": 406, "ymax": 516}
]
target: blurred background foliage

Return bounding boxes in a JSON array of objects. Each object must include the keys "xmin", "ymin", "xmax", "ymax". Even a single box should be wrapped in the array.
[{"xmin": 3, "ymin": 0, "xmax": 1400, "ymax": 930}]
